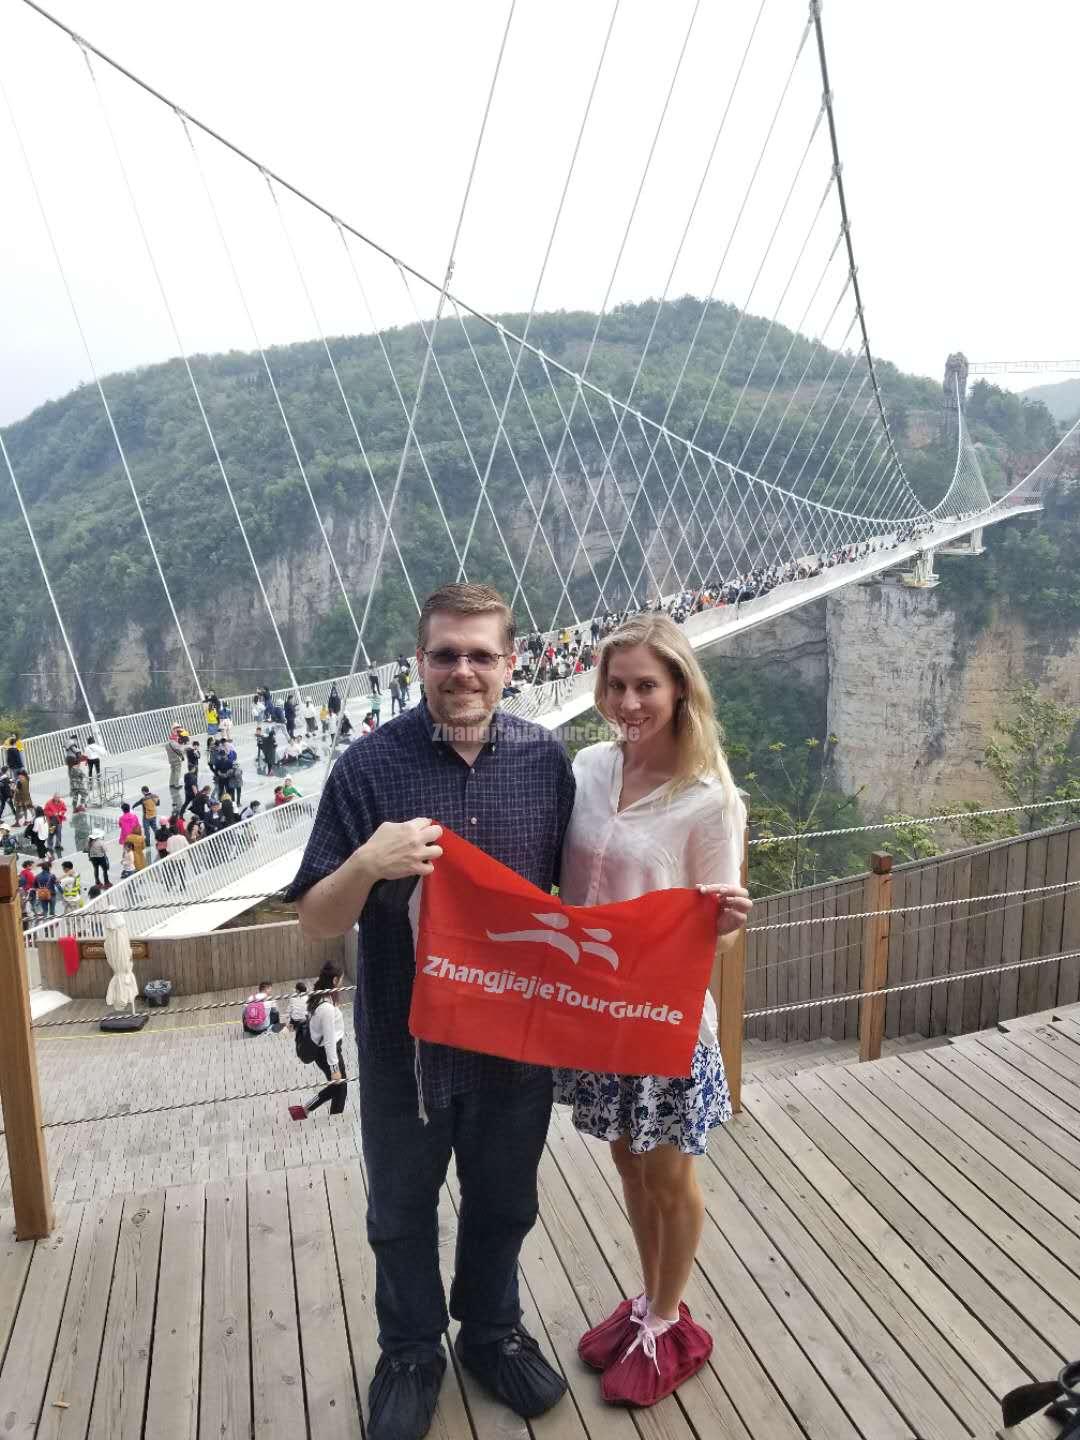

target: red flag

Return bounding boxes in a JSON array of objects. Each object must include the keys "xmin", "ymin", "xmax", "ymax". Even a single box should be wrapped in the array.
[{"xmin": 410, "ymin": 829, "xmax": 716, "ymax": 1078}]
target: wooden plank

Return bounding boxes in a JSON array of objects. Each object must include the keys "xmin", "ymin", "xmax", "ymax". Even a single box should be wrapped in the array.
[
  {"xmin": 742, "ymin": 1080, "xmax": 1036, "ymax": 1400},
  {"xmin": 945, "ymin": 855, "xmax": 971, "ymax": 1035},
  {"xmin": 979, "ymin": 842, "xmax": 1011, "ymax": 1029},
  {"xmin": 1058, "ymin": 829, "xmax": 1080, "ymax": 1006},
  {"xmin": 145, "ymin": 1183, "xmax": 205, "ymax": 1440},
  {"xmin": 248, "ymin": 1167, "xmax": 307, "ymax": 1439},
  {"xmin": 1017, "ymin": 835, "xmax": 1049, "ymax": 1017},
  {"xmin": 929, "ymin": 857, "xmax": 955, "ymax": 1036},
  {"xmin": 898, "ymin": 865, "xmax": 922, "ymax": 1037},
  {"xmin": 998, "ymin": 840, "xmax": 1029, "ymax": 1022},
  {"xmin": 961, "ymin": 849, "xmax": 991, "ymax": 1034},
  {"xmin": 914, "ymin": 863, "xmax": 939, "ymax": 1037},
  {"xmin": 0, "ymin": 1214, "xmax": 34, "ymax": 1366},
  {"xmin": 873, "ymin": 1051, "xmax": 1080, "ymax": 1233},
  {"xmin": 287, "ymin": 1166, "xmax": 361, "ymax": 1440},
  {"xmin": 1036, "ymin": 830, "xmax": 1070, "ymax": 1012},
  {"xmin": 0, "ymin": 1204, "xmax": 85, "ymax": 1435},
  {"xmin": 789, "ymin": 1068, "xmax": 1067, "ymax": 1371},
  {"xmin": 692, "ymin": 1144, "xmax": 924, "ymax": 1438},
  {"xmin": 883, "ymin": 868, "xmax": 904, "ymax": 1040},
  {"xmin": 38, "ymin": 1194, "xmax": 125, "ymax": 1440},
  {"xmin": 200, "ymin": 1177, "xmax": 251, "ymax": 1440},
  {"xmin": 722, "ymin": 1107, "xmax": 1005, "ymax": 1439}
]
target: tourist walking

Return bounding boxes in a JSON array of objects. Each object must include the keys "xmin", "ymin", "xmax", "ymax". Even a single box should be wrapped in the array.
[
  {"xmin": 87, "ymin": 829, "xmax": 110, "ymax": 886},
  {"xmin": 289, "ymin": 964, "xmax": 348, "ymax": 1118}
]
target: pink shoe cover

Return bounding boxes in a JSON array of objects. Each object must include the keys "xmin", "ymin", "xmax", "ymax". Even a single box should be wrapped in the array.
[
  {"xmin": 579, "ymin": 1300, "xmax": 688, "ymax": 1373},
  {"xmin": 600, "ymin": 1312, "xmax": 712, "ymax": 1407}
]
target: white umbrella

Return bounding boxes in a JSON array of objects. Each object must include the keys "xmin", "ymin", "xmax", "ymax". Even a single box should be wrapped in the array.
[{"xmin": 104, "ymin": 906, "xmax": 138, "ymax": 1012}]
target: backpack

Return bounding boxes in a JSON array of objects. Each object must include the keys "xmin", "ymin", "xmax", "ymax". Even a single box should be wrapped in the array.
[
  {"xmin": 294, "ymin": 1020, "xmax": 319, "ymax": 1065},
  {"xmin": 243, "ymin": 999, "xmax": 267, "ymax": 1030}
]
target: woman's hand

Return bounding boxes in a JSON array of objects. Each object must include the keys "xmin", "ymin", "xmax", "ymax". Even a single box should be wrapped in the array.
[
  {"xmin": 698, "ymin": 883, "xmax": 753, "ymax": 938},
  {"xmin": 329, "ymin": 1069, "xmax": 344, "ymax": 1083}
]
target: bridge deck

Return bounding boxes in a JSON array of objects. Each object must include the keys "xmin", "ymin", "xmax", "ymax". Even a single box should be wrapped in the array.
[{"xmin": 3, "ymin": 996, "xmax": 1077, "ymax": 1438}]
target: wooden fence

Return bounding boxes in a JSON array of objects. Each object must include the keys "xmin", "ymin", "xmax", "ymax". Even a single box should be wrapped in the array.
[
  {"xmin": 744, "ymin": 820, "xmax": 1080, "ymax": 1043},
  {"xmin": 36, "ymin": 920, "xmax": 352, "ymax": 999}
]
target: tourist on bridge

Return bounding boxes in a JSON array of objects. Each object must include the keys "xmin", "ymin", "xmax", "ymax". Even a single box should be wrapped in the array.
[
  {"xmin": 328, "ymin": 681, "xmax": 342, "ymax": 715},
  {"xmin": 29, "ymin": 806, "xmax": 50, "ymax": 859},
  {"xmin": 165, "ymin": 728, "xmax": 186, "ymax": 808},
  {"xmin": 368, "ymin": 665, "xmax": 381, "ymax": 696},
  {"xmin": 59, "ymin": 860, "xmax": 82, "ymax": 911},
  {"xmin": 388, "ymin": 673, "xmax": 403, "ymax": 716},
  {"xmin": 133, "ymin": 786, "xmax": 159, "ymax": 850},
  {"xmin": 218, "ymin": 701, "xmax": 233, "ymax": 742},
  {"xmin": 184, "ymin": 735, "xmax": 200, "ymax": 775},
  {"xmin": 283, "ymin": 692, "xmax": 297, "ymax": 738},
  {"xmin": 4, "ymin": 734, "xmax": 26, "ymax": 775},
  {"xmin": 83, "ymin": 733, "xmax": 105, "ymax": 782},
  {"xmin": 33, "ymin": 860, "xmax": 58, "ymax": 918},
  {"xmin": 67, "ymin": 754, "xmax": 89, "ymax": 807},
  {"xmin": 183, "ymin": 766, "xmax": 199, "ymax": 810},
  {"xmin": 287, "ymin": 582, "xmax": 575, "ymax": 1440},
  {"xmin": 12, "ymin": 769, "xmax": 31, "ymax": 824},
  {"xmin": 119, "ymin": 841, "xmax": 138, "ymax": 882},
  {"xmin": 303, "ymin": 697, "xmax": 318, "ymax": 735},
  {"xmin": 0, "ymin": 771, "xmax": 14, "ymax": 821},
  {"xmin": 44, "ymin": 793, "xmax": 67, "ymax": 853},
  {"xmin": 117, "ymin": 803, "xmax": 140, "ymax": 851}
]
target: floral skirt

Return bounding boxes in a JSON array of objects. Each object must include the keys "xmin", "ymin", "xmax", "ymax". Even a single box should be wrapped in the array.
[{"xmin": 553, "ymin": 1041, "xmax": 731, "ymax": 1156}]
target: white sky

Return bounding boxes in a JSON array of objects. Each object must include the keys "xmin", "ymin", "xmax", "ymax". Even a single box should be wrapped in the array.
[{"xmin": 1, "ymin": 0, "xmax": 1076, "ymax": 429}]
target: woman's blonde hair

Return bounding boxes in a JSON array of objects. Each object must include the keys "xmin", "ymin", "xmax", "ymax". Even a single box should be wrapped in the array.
[{"xmin": 594, "ymin": 613, "xmax": 740, "ymax": 810}]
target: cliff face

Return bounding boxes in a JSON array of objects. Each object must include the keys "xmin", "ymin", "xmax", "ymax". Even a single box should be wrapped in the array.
[{"xmin": 825, "ymin": 579, "xmax": 1080, "ymax": 814}]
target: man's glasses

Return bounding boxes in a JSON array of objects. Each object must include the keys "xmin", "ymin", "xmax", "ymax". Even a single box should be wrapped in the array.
[{"xmin": 422, "ymin": 649, "xmax": 508, "ymax": 672}]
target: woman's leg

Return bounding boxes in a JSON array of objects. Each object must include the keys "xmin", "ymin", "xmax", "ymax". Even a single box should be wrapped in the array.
[
  {"xmin": 611, "ymin": 1136, "xmax": 661, "ymax": 1303},
  {"xmin": 637, "ymin": 1144, "xmax": 704, "ymax": 1320}
]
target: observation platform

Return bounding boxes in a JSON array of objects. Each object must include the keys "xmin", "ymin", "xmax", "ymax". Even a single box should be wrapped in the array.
[{"xmin": 2, "ymin": 989, "xmax": 1078, "ymax": 1439}]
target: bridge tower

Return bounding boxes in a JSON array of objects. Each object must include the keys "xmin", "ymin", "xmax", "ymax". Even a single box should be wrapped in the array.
[{"xmin": 943, "ymin": 351, "xmax": 969, "ymax": 449}]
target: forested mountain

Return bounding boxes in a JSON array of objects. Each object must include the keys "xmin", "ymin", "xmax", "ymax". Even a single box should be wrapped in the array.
[
  {"xmin": 0, "ymin": 297, "xmax": 1061, "ymax": 729},
  {"xmin": 1021, "ymin": 376, "xmax": 1080, "ymax": 426}
]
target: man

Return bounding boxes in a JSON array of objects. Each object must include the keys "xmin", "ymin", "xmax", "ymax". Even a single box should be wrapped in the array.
[
  {"xmin": 303, "ymin": 697, "xmax": 318, "ymax": 736},
  {"xmin": 165, "ymin": 728, "xmax": 186, "ymax": 809},
  {"xmin": 287, "ymin": 584, "xmax": 574, "ymax": 1440},
  {"xmin": 389, "ymin": 673, "xmax": 403, "ymax": 717},
  {"xmin": 134, "ymin": 786, "xmax": 160, "ymax": 850}
]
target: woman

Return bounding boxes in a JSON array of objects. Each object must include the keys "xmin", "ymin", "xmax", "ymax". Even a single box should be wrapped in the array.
[
  {"xmin": 87, "ymin": 830, "xmax": 110, "ymax": 886},
  {"xmin": 83, "ymin": 734, "xmax": 106, "ymax": 782},
  {"xmin": 554, "ymin": 613, "xmax": 752, "ymax": 1408},
  {"xmin": 30, "ymin": 806, "xmax": 50, "ymax": 859},
  {"xmin": 289, "ymin": 965, "xmax": 347, "ymax": 1119}
]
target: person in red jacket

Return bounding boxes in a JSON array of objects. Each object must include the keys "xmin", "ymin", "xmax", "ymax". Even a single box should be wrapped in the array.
[{"xmin": 44, "ymin": 793, "xmax": 67, "ymax": 855}]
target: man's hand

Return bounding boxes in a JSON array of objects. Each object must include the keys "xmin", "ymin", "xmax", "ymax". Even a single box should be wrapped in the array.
[
  {"xmin": 698, "ymin": 882, "xmax": 753, "ymax": 938},
  {"xmin": 363, "ymin": 818, "xmax": 444, "ymax": 880}
]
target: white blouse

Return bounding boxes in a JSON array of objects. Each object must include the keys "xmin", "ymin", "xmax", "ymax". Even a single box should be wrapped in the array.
[{"xmin": 560, "ymin": 742, "xmax": 745, "ymax": 1048}]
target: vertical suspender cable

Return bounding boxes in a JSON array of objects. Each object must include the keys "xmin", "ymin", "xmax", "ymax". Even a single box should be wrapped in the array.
[
  {"xmin": 0, "ymin": 71, "xmax": 204, "ymax": 699},
  {"xmin": 0, "ymin": 429, "xmax": 98, "ymax": 728},
  {"xmin": 71, "ymin": 46, "xmax": 299, "ymax": 694}
]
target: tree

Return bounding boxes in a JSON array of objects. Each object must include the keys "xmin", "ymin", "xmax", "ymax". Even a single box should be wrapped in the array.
[
  {"xmin": 982, "ymin": 682, "xmax": 1080, "ymax": 832},
  {"xmin": 739, "ymin": 734, "xmax": 867, "ymax": 894}
]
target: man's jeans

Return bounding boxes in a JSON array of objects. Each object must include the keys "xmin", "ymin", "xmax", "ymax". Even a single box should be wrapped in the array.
[
  {"xmin": 358, "ymin": 1056, "xmax": 553, "ymax": 1360},
  {"xmin": 142, "ymin": 818, "xmax": 156, "ymax": 849}
]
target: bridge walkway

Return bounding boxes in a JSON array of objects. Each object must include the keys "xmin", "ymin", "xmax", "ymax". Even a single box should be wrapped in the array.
[{"xmin": 2, "ymin": 991, "xmax": 1076, "ymax": 1438}]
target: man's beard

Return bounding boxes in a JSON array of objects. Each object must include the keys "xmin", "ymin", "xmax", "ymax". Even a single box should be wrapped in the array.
[{"xmin": 428, "ymin": 686, "xmax": 496, "ymax": 733}]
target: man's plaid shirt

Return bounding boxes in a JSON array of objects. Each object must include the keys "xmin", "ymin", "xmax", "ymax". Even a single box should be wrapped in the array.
[{"xmin": 284, "ymin": 700, "xmax": 575, "ymax": 1109}]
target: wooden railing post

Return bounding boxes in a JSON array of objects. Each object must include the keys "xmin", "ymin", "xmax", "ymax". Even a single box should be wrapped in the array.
[
  {"xmin": 718, "ymin": 824, "xmax": 749, "ymax": 1113},
  {"xmin": 0, "ymin": 856, "xmax": 53, "ymax": 1238},
  {"xmin": 859, "ymin": 852, "xmax": 893, "ymax": 1063}
]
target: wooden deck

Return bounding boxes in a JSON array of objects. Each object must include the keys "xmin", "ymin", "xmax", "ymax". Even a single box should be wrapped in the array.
[{"xmin": 4, "ymin": 1001, "xmax": 1080, "ymax": 1437}]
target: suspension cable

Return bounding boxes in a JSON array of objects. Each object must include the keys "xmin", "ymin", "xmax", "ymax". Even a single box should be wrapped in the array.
[
  {"xmin": 0, "ymin": 430, "xmax": 98, "ymax": 728},
  {"xmin": 74, "ymin": 49, "xmax": 300, "ymax": 693},
  {"xmin": 0, "ymin": 66, "xmax": 204, "ymax": 697}
]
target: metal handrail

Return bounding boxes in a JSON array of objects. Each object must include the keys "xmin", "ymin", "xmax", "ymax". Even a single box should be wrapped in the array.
[{"xmin": 27, "ymin": 795, "xmax": 318, "ymax": 942}]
